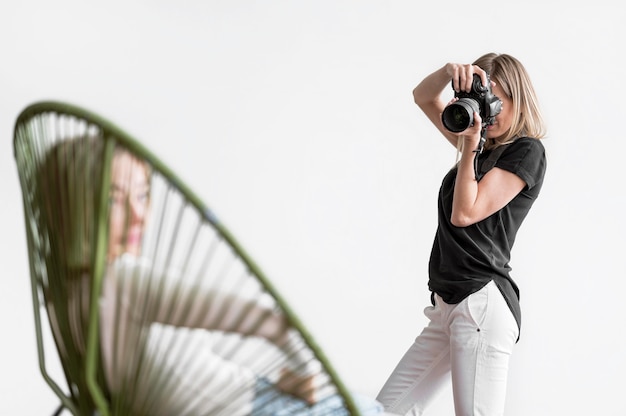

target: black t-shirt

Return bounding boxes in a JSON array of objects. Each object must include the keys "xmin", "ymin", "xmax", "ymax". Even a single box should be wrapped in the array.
[{"xmin": 428, "ymin": 137, "xmax": 547, "ymax": 337}]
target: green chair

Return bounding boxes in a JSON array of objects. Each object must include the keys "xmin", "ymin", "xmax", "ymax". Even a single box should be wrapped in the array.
[{"xmin": 13, "ymin": 101, "xmax": 362, "ymax": 415}]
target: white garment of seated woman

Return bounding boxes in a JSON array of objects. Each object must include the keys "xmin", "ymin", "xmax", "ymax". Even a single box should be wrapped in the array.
[{"xmin": 99, "ymin": 255, "xmax": 280, "ymax": 415}]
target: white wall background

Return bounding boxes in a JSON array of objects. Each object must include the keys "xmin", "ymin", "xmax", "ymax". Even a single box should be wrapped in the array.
[{"xmin": 1, "ymin": 1, "xmax": 624, "ymax": 415}]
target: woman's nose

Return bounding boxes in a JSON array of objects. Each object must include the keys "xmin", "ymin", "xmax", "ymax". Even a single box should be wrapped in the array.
[{"xmin": 128, "ymin": 197, "xmax": 145, "ymax": 224}]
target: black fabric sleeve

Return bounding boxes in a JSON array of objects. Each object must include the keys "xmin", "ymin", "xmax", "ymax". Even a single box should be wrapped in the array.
[{"xmin": 495, "ymin": 137, "xmax": 546, "ymax": 190}]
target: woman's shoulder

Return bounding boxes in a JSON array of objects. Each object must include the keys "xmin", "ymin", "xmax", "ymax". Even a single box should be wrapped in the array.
[
  {"xmin": 498, "ymin": 137, "xmax": 545, "ymax": 163},
  {"xmin": 508, "ymin": 136, "xmax": 545, "ymax": 153},
  {"xmin": 498, "ymin": 137, "xmax": 546, "ymax": 187}
]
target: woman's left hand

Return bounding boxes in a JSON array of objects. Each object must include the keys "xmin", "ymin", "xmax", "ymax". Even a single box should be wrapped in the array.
[{"xmin": 445, "ymin": 104, "xmax": 482, "ymax": 152}]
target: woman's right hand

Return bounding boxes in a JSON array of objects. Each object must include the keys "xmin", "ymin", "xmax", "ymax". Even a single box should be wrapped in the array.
[
  {"xmin": 413, "ymin": 62, "xmax": 488, "ymax": 148},
  {"xmin": 277, "ymin": 369, "xmax": 317, "ymax": 404},
  {"xmin": 444, "ymin": 62, "xmax": 488, "ymax": 93}
]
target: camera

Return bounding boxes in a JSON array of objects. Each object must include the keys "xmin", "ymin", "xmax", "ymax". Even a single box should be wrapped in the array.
[{"xmin": 441, "ymin": 73, "xmax": 502, "ymax": 133}]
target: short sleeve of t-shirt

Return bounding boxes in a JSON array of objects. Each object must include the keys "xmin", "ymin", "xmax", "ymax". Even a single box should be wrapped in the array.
[{"xmin": 495, "ymin": 138, "xmax": 546, "ymax": 190}]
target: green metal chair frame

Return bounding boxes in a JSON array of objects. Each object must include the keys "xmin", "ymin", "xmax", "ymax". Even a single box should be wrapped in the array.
[{"xmin": 13, "ymin": 101, "xmax": 360, "ymax": 416}]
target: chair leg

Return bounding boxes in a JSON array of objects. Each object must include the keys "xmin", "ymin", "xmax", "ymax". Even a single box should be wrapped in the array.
[{"xmin": 51, "ymin": 403, "xmax": 64, "ymax": 416}]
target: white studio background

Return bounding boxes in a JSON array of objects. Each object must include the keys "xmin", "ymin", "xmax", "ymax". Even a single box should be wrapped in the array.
[{"xmin": 1, "ymin": 1, "xmax": 624, "ymax": 415}]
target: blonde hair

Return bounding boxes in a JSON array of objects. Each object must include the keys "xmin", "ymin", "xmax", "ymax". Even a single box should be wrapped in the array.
[
  {"xmin": 38, "ymin": 137, "xmax": 151, "ymax": 270},
  {"xmin": 473, "ymin": 53, "xmax": 546, "ymax": 149}
]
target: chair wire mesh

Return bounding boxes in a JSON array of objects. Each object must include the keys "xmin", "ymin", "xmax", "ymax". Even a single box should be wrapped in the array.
[{"xmin": 13, "ymin": 101, "xmax": 360, "ymax": 416}]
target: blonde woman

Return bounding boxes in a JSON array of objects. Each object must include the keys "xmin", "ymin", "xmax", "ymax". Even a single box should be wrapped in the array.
[
  {"xmin": 377, "ymin": 53, "xmax": 547, "ymax": 416},
  {"xmin": 40, "ymin": 138, "xmax": 384, "ymax": 415}
]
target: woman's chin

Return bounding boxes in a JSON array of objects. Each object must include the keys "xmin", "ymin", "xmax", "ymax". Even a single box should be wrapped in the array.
[{"xmin": 108, "ymin": 245, "xmax": 141, "ymax": 261}]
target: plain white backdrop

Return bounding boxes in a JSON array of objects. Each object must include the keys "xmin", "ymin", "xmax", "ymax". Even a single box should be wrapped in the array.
[{"xmin": 1, "ymin": 1, "xmax": 625, "ymax": 415}]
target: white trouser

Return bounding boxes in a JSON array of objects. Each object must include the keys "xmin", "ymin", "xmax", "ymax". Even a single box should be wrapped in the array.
[{"xmin": 376, "ymin": 280, "xmax": 519, "ymax": 416}]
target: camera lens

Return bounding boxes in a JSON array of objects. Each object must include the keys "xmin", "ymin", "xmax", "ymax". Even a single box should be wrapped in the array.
[{"xmin": 441, "ymin": 98, "xmax": 480, "ymax": 133}]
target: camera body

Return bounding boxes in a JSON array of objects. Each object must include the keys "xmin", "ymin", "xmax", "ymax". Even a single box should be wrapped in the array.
[{"xmin": 441, "ymin": 73, "xmax": 502, "ymax": 133}]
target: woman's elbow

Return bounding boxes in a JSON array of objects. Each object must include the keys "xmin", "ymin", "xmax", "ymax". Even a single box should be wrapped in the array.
[
  {"xmin": 413, "ymin": 86, "xmax": 429, "ymax": 106},
  {"xmin": 450, "ymin": 213, "xmax": 473, "ymax": 228}
]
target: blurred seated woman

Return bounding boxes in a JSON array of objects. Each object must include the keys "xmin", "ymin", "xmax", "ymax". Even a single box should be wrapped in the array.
[{"xmin": 38, "ymin": 136, "xmax": 383, "ymax": 415}]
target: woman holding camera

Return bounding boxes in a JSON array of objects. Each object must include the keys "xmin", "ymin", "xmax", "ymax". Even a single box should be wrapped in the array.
[{"xmin": 376, "ymin": 53, "xmax": 547, "ymax": 415}]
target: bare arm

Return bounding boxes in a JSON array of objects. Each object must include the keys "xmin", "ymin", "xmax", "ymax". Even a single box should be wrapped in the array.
[
  {"xmin": 160, "ymin": 282, "xmax": 319, "ymax": 403},
  {"xmin": 450, "ymin": 114, "xmax": 526, "ymax": 227},
  {"xmin": 154, "ymin": 285, "xmax": 288, "ymax": 342},
  {"xmin": 107, "ymin": 258, "xmax": 289, "ymax": 343}
]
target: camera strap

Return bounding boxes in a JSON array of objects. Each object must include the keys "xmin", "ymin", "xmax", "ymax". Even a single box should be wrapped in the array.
[
  {"xmin": 472, "ymin": 126, "xmax": 489, "ymax": 177},
  {"xmin": 475, "ymin": 144, "xmax": 508, "ymax": 181}
]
